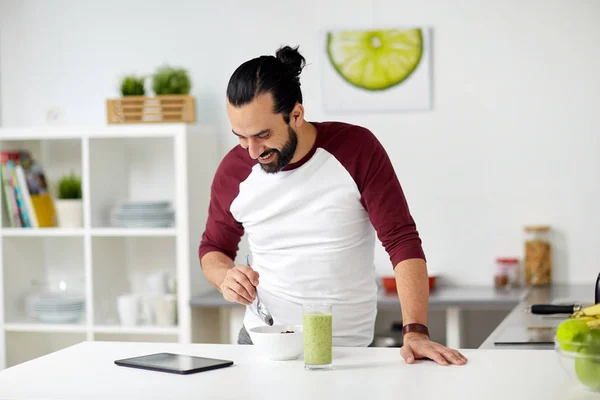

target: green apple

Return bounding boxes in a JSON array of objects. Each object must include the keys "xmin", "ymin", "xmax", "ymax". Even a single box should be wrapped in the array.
[
  {"xmin": 584, "ymin": 329, "xmax": 600, "ymax": 354},
  {"xmin": 557, "ymin": 319, "xmax": 590, "ymax": 352},
  {"xmin": 575, "ymin": 348, "xmax": 600, "ymax": 390}
]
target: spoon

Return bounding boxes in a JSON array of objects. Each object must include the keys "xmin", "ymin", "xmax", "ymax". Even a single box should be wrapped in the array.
[{"xmin": 246, "ymin": 254, "xmax": 273, "ymax": 326}]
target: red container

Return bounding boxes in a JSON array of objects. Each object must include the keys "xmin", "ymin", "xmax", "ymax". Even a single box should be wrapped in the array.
[
  {"xmin": 382, "ymin": 277, "xmax": 396, "ymax": 293},
  {"xmin": 428, "ymin": 275, "xmax": 437, "ymax": 290},
  {"xmin": 382, "ymin": 275, "xmax": 438, "ymax": 293}
]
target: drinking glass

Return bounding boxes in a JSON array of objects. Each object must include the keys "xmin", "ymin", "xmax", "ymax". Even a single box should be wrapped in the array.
[{"xmin": 302, "ymin": 303, "xmax": 332, "ymax": 370}]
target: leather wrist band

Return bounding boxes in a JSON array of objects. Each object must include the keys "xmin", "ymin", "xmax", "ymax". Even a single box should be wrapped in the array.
[{"xmin": 402, "ymin": 323, "xmax": 429, "ymax": 338}]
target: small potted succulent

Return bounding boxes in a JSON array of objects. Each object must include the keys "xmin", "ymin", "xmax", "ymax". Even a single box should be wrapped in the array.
[{"xmin": 55, "ymin": 172, "xmax": 82, "ymax": 228}]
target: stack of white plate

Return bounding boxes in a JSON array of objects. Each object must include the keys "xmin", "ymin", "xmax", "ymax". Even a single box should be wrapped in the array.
[
  {"xmin": 110, "ymin": 200, "xmax": 175, "ymax": 228},
  {"xmin": 26, "ymin": 292, "xmax": 86, "ymax": 324}
]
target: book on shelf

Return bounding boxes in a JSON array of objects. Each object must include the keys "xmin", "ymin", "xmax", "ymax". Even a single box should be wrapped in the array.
[{"xmin": 0, "ymin": 150, "xmax": 57, "ymax": 228}]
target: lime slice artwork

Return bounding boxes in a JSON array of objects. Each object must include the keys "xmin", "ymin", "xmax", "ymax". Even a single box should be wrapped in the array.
[{"xmin": 326, "ymin": 28, "xmax": 424, "ymax": 91}]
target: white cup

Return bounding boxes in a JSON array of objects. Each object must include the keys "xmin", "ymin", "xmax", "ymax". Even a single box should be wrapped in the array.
[
  {"xmin": 147, "ymin": 271, "xmax": 167, "ymax": 294},
  {"xmin": 117, "ymin": 294, "xmax": 140, "ymax": 326},
  {"xmin": 153, "ymin": 294, "xmax": 177, "ymax": 326}
]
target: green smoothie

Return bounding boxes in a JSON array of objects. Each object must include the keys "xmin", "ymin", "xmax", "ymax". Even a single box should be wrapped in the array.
[{"xmin": 303, "ymin": 312, "xmax": 332, "ymax": 366}]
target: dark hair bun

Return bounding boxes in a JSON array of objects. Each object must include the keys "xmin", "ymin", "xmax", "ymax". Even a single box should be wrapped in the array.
[{"xmin": 275, "ymin": 45, "xmax": 306, "ymax": 79}]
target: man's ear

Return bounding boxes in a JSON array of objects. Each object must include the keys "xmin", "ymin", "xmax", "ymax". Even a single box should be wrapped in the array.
[{"xmin": 290, "ymin": 103, "xmax": 305, "ymax": 128}]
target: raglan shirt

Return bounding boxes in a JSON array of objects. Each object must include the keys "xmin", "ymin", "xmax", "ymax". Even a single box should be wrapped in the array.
[{"xmin": 199, "ymin": 121, "xmax": 425, "ymax": 347}]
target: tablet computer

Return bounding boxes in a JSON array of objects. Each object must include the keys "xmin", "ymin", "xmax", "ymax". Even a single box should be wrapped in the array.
[{"xmin": 114, "ymin": 352, "xmax": 234, "ymax": 375}]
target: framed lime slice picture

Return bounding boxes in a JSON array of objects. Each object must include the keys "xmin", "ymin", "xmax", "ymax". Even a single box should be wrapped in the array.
[{"xmin": 326, "ymin": 28, "xmax": 424, "ymax": 91}]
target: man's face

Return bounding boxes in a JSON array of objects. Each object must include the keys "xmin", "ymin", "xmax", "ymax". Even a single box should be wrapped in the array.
[{"xmin": 227, "ymin": 93, "xmax": 298, "ymax": 174}]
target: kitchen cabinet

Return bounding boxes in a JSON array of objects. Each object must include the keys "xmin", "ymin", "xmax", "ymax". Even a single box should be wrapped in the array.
[{"xmin": 0, "ymin": 124, "xmax": 219, "ymax": 369}]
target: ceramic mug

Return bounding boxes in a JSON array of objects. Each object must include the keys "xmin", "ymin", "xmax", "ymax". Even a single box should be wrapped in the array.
[
  {"xmin": 117, "ymin": 293, "xmax": 140, "ymax": 326},
  {"xmin": 153, "ymin": 294, "xmax": 177, "ymax": 326}
]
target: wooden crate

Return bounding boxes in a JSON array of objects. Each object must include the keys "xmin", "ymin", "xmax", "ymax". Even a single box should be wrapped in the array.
[{"xmin": 106, "ymin": 95, "xmax": 195, "ymax": 124}]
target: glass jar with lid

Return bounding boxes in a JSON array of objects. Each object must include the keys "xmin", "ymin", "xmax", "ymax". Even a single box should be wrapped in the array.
[
  {"xmin": 494, "ymin": 261, "xmax": 509, "ymax": 289},
  {"xmin": 495, "ymin": 258, "xmax": 520, "ymax": 288},
  {"xmin": 524, "ymin": 225, "xmax": 552, "ymax": 286}
]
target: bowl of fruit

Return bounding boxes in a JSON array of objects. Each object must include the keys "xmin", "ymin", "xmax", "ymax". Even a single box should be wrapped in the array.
[{"xmin": 555, "ymin": 303, "xmax": 600, "ymax": 392}]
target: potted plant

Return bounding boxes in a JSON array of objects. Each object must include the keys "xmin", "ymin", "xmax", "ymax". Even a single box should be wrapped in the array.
[
  {"xmin": 151, "ymin": 65, "xmax": 192, "ymax": 95},
  {"xmin": 106, "ymin": 66, "xmax": 195, "ymax": 124},
  {"xmin": 54, "ymin": 172, "xmax": 82, "ymax": 228},
  {"xmin": 141, "ymin": 65, "xmax": 193, "ymax": 122},
  {"xmin": 119, "ymin": 75, "xmax": 146, "ymax": 96}
]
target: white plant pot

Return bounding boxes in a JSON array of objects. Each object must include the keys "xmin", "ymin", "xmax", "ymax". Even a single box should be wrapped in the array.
[{"xmin": 55, "ymin": 199, "xmax": 83, "ymax": 228}]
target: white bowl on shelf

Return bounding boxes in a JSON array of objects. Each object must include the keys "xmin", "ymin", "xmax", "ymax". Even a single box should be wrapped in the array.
[{"xmin": 248, "ymin": 324, "xmax": 304, "ymax": 361}]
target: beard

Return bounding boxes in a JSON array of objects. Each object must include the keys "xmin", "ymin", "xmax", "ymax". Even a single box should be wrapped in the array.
[{"xmin": 259, "ymin": 125, "xmax": 298, "ymax": 174}]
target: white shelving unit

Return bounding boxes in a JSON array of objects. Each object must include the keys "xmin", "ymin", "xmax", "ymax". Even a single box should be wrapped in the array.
[{"xmin": 0, "ymin": 123, "xmax": 220, "ymax": 369}]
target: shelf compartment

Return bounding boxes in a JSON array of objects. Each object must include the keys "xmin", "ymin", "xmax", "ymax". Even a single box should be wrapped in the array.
[
  {"xmin": 92, "ymin": 236, "xmax": 177, "ymax": 328},
  {"xmin": 2, "ymin": 236, "xmax": 87, "ymax": 325},
  {"xmin": 0, "ymin": 138, "xmax": 83, "ymax": 229},
  {"xmin": 88, "ymin": 137, "xmax": 176, "ymax": 229},
  {"xmin": 5, "ymin": 331, "xmax": 86, "ymax": 368}
]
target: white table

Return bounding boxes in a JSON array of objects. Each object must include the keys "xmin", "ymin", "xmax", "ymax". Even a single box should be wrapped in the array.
[{"xmin": 0, "ymin": 341, "xmax": 598, "ymax": 400}]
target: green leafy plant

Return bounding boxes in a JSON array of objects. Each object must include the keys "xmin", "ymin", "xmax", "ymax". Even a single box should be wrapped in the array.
[
  {"xmin": 120, "ymin": 75, "xmax": 146, "ymax": 96},
  {"xmin": 56, "ymin": 173, "xmax": 82, "ymax": 200},
  {"xmin": 152, "ymin": 65, "xmax": 192, "ymax": 95}
]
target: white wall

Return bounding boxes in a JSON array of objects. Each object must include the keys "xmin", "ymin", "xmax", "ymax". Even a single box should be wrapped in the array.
[{"xmin": 1, "ymin": 0, "xmax": 599, "ymax": 286}]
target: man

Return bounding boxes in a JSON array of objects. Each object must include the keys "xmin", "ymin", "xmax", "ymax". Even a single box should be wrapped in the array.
[{"xmin": 199, "ymin": 45, "xmax": 467, "ymax": 366}]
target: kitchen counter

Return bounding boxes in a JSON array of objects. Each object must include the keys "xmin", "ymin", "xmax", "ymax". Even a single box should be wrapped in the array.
[
  {"xmin": 380, "ymin": 285, "xmax": 528, "ymax": 309},
  {"xmin": 190, "ymin": 285, "xmax": 528, "ymax": 309},
  {"xmin": 480, "ymin": 284, "xmax": 595, "ymax": 350},
  {"xmin": 0, "ymin": 340, "xmax": 594, "ymax": 399},
  {"xmin": 190, "ymin": 285, "xmax": 528, "ymax": 348}
]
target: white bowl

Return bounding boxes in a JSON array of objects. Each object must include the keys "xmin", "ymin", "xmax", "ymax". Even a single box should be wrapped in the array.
[{"xmin": 248, "ymin": 324, "xmax": 304, "ymax": 361}]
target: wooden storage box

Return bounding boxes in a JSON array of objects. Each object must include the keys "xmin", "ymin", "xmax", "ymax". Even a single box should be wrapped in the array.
[{"xmin": 106, "ymin": 95, "xmax": 195, "ymax": 124}]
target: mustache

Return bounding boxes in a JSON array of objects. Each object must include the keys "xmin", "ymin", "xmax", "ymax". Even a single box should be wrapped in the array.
[{"xmin": 259, "ymin": 149, "xmax": 280, "ymax": 158}]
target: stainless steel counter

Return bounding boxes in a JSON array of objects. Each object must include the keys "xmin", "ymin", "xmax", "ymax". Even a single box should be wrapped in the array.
[
  {"xmin": 379, "ymin": 285, "xmax": 528, "ymax": 310},
  {"xmin": 190, "ymin": 285, "xmax": 528, "ymax": 310},
  {"xmin": 479, "ymin": 284, "xmax": 595, "ymax": 350}
]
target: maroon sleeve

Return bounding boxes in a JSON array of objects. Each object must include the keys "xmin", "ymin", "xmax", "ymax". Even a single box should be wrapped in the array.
[
  {"xmin": 321, "ymin": 122, "xmax": 426, "ymax": 268},
  {"xmin": 198, "ymin": 147, "xmax": 253, "ymax": 262}
]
